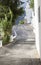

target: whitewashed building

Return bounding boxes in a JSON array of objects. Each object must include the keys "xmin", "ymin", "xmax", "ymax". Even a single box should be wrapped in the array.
[{"xmin": 32, "ymin": 0, "xmax": 41, "ymax": 59}]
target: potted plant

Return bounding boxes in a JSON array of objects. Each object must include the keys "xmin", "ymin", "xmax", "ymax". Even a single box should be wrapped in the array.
[
  {"xmin": 0, "ymin": 6, "xmax": 17, "ymax": 45},
  {"xmin": 0, "ymin": 0, "xmax": 24, "ymax": 45},
  {"xmin": 2, "ymin": 21, "xmax": 17, "ymax": 45}
]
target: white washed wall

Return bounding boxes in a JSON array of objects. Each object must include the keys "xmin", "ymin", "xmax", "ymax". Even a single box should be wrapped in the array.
[
  {"xmin": 32, "ymin": 0, "xmax": 40, "ymax": 57},
  {"xmin": 34, "ymin": 0, "xmax": 40, "ymax": 56},
  {"xmin": 38, "ymin": 0, "xmax": 41, "ymax": 58}
]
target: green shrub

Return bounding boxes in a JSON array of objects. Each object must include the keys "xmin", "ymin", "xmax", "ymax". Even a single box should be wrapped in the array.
[
  {"xmin": 0, "ymin": 5, "xmax": 13, "ymax": 45},
  {"xmin": 0, "ymin": 0, "xmax": 24, "ymax": 24},
  {"xmin": 2, "ymin": 34, "xmax": 10, "ymax": 45},
  {"xmin": 30, "ymin": 0, "xmax": 34, "ymax": 9},
  {"xmin": 2, "ymin": 20, "xmax": 12, "ymax": 45},
  {"xmin": 0, "ymin": 6, "xmax": 13, "ymax": 23},
  {"xmin": 19, "ymin": 20, "xmax": 24, "ymax": 24},
  {"xmin": 2, "ymin": 20, "xmax": 12, "ymax": 34}
]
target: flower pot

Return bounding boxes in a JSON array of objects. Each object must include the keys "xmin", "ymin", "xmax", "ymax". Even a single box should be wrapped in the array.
[
  {"xmin": 0, "ymin": 40, "xmax": 2, "ymax": 47},
  {"xmin": 10, "ymin": 31, "xmax": 17, "ymax": 43}
]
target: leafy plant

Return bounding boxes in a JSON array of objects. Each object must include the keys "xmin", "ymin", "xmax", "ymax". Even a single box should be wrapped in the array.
[
  {"xmin": 2, "ymin": 34, "xmax": 10, "ymax": 45},
  {"xmin": 2, "ymin": 18, "xmax": 12, "ymax": 45},
  {"xmin": 2, "ymin": 20, "xmax": 12, "ymax": 34},
  {"xmin": 0, "ymin": 6, "xmax": 12, "ymax": 45},
  {"xmin": 0, "ymin": 0, "xmax": 24, "ymax": 24},
  {"xmin": 2, "ymin": 21, "xmax": 12, "ymax": 45},
  {"xmin": 0, "ymin": 0, "xmax": 24, "ymax": 45},
  {"xmin": 0, "ymin": 5, "xmax": 13, "ymax": 22},
  {"xmin": 30, "ymin": 0, "xmax": 34, "ymax": 9},
  {"xmin": 19, "ymin": 20, "xmax": 24, "ymax": 24}
]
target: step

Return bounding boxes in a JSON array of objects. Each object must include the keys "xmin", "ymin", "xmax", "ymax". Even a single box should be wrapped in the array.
[
  {"xmin": 16, "ymin": 39, "xmax": 35, "ymax": 44},
  {"xmin": 16, "ymin": 37, "xmax": 35, "ymax": 41},
  {"xmin": 25, "ymin": 38, "xmax": 35, "ymax": 42},
  {"xmin": 15, "ymin": 41, "xmax": 35, "ymax": 44}
]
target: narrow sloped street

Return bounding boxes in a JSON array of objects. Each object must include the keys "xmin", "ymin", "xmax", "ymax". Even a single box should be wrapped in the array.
[{"xmin": 0, "ymin": 24, "xmax": 40, "ymax": 65}]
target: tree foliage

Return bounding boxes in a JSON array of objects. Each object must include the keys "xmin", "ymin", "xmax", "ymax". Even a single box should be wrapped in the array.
[
  {"xmin": 30, "ymin": 0, "xmax": 34, "ymax": 9},
  {"xmin": 0, "ymin": 0, "xmax": 24, "ymax": 24},
  {"xmin": 0, "ymin": 5, "xmax": 12, "ymax": 45}
]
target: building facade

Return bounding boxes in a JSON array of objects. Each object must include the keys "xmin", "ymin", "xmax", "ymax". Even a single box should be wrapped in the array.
[{"xmin": 32, "ymin": 0, "xmax": 41, "ymax": 58}]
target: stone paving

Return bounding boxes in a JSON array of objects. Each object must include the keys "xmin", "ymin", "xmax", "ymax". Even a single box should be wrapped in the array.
[
  {"xmin": 12, "ymin": 24, "xmax": 35, "ymax": 40},
  {"xmin": 0, "ymin": 24, "xmax": 41, "ymax": 65},
  {"xmin": 0, "ymin": 42, "xmax": 40, "ymax": 65}
]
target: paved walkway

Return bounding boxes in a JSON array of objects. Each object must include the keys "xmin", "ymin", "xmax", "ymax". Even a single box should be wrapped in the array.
[
  {"xmin": 0, "ymin": 43, "xmax": 40, "ymax": 65},
  {"xmin": 0, "ymin": 24, "xmax": 40, "ymax": 65},
  {"xmin": 12, "ymin": 24, "xmax": 35, "ymax": 40}
]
